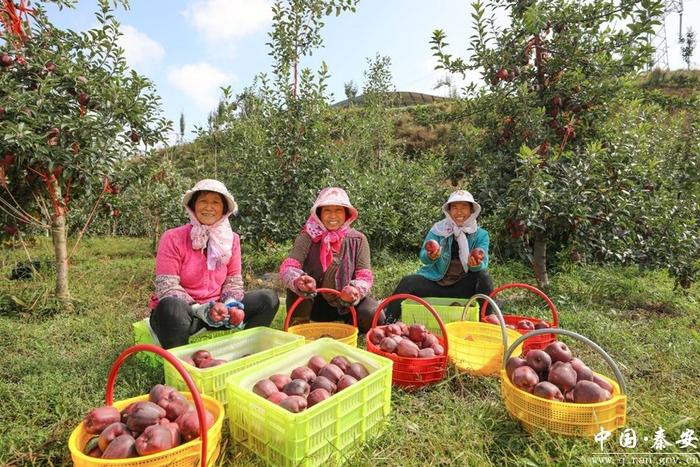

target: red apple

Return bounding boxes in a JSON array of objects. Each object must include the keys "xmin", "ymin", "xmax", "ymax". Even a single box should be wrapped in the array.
[
  {"xmin": 346, "ymin": 362, "xmax": 369, "ymax": 380},
  {"xmin": 307, "ymin": 355, "xmax": 327, "ymax": 374},
  {"xmin": 0, "ymin": 53, "xmax": 13, "ymax": 67},
  {"xmin": 496, "ymin": 68, "xmax": 509, "ymax": 80},
  {"xmin": 505, "ymin": 356, "xmax": 527, "ymax": 380},
  {"xmin": 337, "ymin": 374, "xmax": 357, "ymax": 391},
  {"xmin": 525, "ymin": 349, "xmax": 552, "ymax": 375},
  {"xmin": 266, "ymin": 391, "xmax": 288, "ymax": 404},
  {"xmin": 511, "ymin": 366, "xmax": 539, "ymax": 393},
  {"xmin": 199, "ymin": 358, "xmax": 226, "ymax": 369},
  {"xmin": 533, "ymin": 381, "xmax": 564, "ymax": 401},
  {"xmin": 290, "ymin": 366, "xmax": 316, "ymax": 383},
  {"xmin": 307, "ymin": 388, "xmax": 331, "ymax": 407},
  {"xmin": 547, "ymin": 362, "xmax": 578, "ymax": 393},
  {"xmin": 228, "ymin": 307, "xmax": 244, "ymax": 326},
  {"xmin": 77, "ymin": 92, "xmax": 90, "ymax": 107},
  {"xmin": 543, "ymin": 342, "xmax": 572, "ymax": 363},
  {"xmin": 425, "ymin": 239, "xmax": 440, "ymax": 255},
  {"xmin": 252, "ymin": 379, "xmax": 278, "ymax": 399},
  {"xmin": 279, "ymin": 395, "xmax": 307, "ymax": 413},
  {"xmin": 330, "ymin": 356, "xmax": 350, "ymax": 373},
  {"xmin": 483, "ymin": 314, "xmax": 500, "ymax": 325},
  {"xmin": 421, "ymin": 333, "xmax": 439, "ymax": 348},
  {"xmin": 282, "ymin": 379, "xmax": 310, "ymax": 398},
  {"xmin": 191, "ymin": 350, "xmax": 212, "ymax": 368},
  {"xmin": 318, "ymin": 364, "xmax": 344, "ymax": 384},
  {"xmin": 408, "ymin": 324, "xmax": 427, "ymax": 343},
  {"xmin": 516, "ymin": 320, "xmax": 535, "ymax": 331},
  {"xmin": 269, "ymin": 374, "xmax": 292, "ymax": 392}
]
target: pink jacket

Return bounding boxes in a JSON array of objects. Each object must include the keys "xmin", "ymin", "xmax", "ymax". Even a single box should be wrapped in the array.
[{"xmin": 149, "ymin": 224, "xmax": 244, "ymax": 308}]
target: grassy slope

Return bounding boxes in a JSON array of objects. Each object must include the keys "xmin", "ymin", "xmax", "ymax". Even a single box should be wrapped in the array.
[{"xmin": 1, "ymin": 237, "xmax": 699, "ymax": 466}]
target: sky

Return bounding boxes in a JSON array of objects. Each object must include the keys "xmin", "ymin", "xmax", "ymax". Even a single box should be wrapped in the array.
[{"xmin": 42, "ymin": 0, "xmax": 700, "ymax": 144}]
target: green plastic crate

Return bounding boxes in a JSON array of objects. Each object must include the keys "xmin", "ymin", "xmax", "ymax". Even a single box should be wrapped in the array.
[
  {"xmin": 226, "ymin": 338, "xmax": 393, "ymax": 467},
  {"xmin": 401, "ymin": 297, "xmax": 479, "ymax": 333},
  {"xmin": 131, "ymin": 318, "xmax": 239, "ymax": 368},
  {"xmin": 164, "ymin": 327, "xmax": 305, "ymax": 406}
]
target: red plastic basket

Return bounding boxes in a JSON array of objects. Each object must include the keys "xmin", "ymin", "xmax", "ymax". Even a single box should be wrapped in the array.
[
  {"xmin": 283, "ymin": 287, "xmax": 359, "ymax": 346},
  {"xmin": 366, "ymin": 293, "xmax": 449, "ymax": 389},
  {"xmin": 481, "ymin": 283, "xmax": 559, "ymax": 352}
]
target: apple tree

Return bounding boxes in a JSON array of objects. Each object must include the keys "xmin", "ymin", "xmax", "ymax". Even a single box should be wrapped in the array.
[
  {"xmin": 427, "ymin": 0, "xmax": 700, "ymax": 289},
  {"xmin": 0, "ymin": 0, "xmax": 170, "ymax": 303}
]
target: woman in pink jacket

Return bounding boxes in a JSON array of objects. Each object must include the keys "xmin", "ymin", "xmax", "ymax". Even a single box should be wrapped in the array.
[
  {"xmin": 149, "ymin": 179, "xmax": 279, "ymax": 348},
  {"xmin": 279, "ymin": 187, "xmax": 383, "ymax": 333}
]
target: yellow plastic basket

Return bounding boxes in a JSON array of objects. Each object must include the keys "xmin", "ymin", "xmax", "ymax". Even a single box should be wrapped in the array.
[
  {"xmin": 283, "ymin": 287, "xmax": 358, "ymax": 347},
  {"xmin": 68, "ymin": 345, "xmax": 225, "ymax": 466},
  {"xmin": 226, "ymin": 338, "xmax": 393, "ymax": 467},
  {"xmin": 446, "ymin": 294, "xmax": 523, "ymax": 376},
  {"xmin": 500, "ymin": 329, "xmax": 628, "ymax": 437},
  {"xmin": 163, "ymin": 327, "xmax": 305, "ymax": 406},
  {"xmin": 402, "ymin": 297, "xmax": 479, "ymax": 333}
]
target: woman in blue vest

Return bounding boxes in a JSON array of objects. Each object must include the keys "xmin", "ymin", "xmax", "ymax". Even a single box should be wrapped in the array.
[{"xmin": 385, "ymin": 190, "xmax": 494, "ymax": 322}]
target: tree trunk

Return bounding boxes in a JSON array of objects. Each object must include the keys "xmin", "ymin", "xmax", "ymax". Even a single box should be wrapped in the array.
[
  {"xmin": 152, "ymin": 212, "xmax": 161, "ymax": 255},
  {"xmin": 293, "ymin": 59, "xmax": 298, "ymax": 98},
  {"xmin": 533, "ymin": 232, "xmax": 549, "ymax": 290},
  {"xmin": 48, "ymin": 177, "xmax": 71, "ymax": 306},
  {"xmin": 51, "ymin": 207, "xmax": 70, "ymax": 303}
]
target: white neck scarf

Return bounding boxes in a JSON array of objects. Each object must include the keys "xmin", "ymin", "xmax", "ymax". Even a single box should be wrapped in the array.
[{"xmin": 430, "ymin": 213, "xmax": 478, "ymax": 272}]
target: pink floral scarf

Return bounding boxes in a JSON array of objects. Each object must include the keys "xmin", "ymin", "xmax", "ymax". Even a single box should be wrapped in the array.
[{"xmin": 187, "ymin": 208, "xmax": 234, "ymax": 271}]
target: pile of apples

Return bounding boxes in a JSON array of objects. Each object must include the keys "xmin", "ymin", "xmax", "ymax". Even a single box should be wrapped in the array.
[
  {"xmin": 81, "ymin": 384, "xmax": 215, "ymax": 459},
  {"xmin": 252, "ymin": 355, "xmax": 370, "ymax": 413},
  {"xmin": 483, "ymin": 313, "xmax": 551, "ymax": 331},
  {"xmin": 181, "ymin": 349, "xmax": 229, "ymax": 369},
  {"xmin": 367, "ymin": 322, "xmax": 445, "ymax": 358},
  {"xmin": 506, "ymin": 342, "xmax": 614, "ymax": 403}
]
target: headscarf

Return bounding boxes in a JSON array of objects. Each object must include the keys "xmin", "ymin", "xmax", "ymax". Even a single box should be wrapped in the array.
[
  {"xmin": 430, "ymin": 190, "xmax": 482, "ymax": 272},
  {"xmin": 182, "ymin": 179, "xmax": 238, "ymax": 271},
  {"xmin": 303, "ymin": 187, "xmax": 358, "ymax": 272}
]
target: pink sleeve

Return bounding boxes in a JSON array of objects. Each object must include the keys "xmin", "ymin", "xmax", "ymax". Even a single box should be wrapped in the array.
[
  {"xmin": 350, "ymin": 268, "xmax": 373, "ymax": 300},
  {"xmin": 280, "ymin": 257, "xmax": 305, "ymax": 293}
]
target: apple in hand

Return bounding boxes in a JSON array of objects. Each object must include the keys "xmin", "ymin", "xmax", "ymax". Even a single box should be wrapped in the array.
[
  {"xmin": 295, "ymin": 275, "xmax": 316, "ymax": 294},
  {"xmin": 425, "ymin": 240, "xmax": 440, "ymax": 258},
  {"xmin": 208, "ymin": 302, "xmax": 228, "ymax": 323},
  {"xmin": 339, "ymin": 285, "xmax": 359, "ymax": 305},
  {"xmin": 228, "ymin": 307, "xmax": 244, "ymax": 326}
]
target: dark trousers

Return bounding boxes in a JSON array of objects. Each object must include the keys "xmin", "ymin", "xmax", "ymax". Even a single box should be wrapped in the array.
[
  {"xmin": 285, "ymin": 290, "xmax": 384, "ymax": 334},
  {"xmin": 385, "ymin": 270, "xmax": 494, "ymax": 322},
  {"xmin": 150, "ymin": 290, "xmax": 280, "ymax": 349}
]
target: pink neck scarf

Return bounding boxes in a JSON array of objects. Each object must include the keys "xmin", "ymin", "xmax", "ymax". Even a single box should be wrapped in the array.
[
  {"xmin": 305, "ymin": 215, "xmax": 348, "ymax": 272},
  {"xmin": 187, "ymin": 208, "xmax": 234, "ymax": 271}
]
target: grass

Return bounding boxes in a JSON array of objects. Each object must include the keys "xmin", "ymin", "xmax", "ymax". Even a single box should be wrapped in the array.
[{"xmin": 1, "ymin": 237, "xmax": 699, "ymax": 465}]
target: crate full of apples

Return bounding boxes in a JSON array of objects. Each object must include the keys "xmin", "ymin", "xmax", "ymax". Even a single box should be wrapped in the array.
[{"xmin": 226, "ymin": 338, "xmax": 392, "ymax": 467}]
